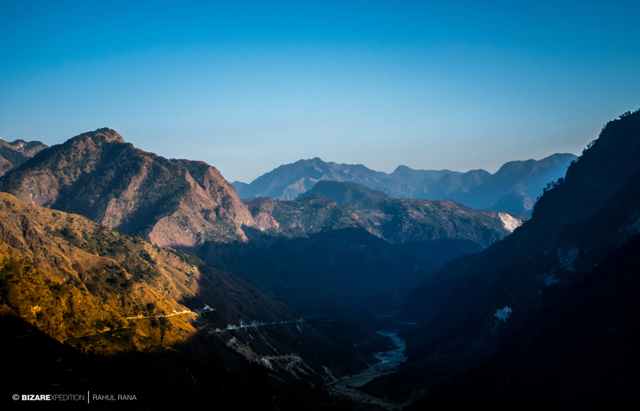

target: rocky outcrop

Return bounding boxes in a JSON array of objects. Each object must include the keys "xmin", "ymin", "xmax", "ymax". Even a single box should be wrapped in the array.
[{"xmin": 0, "ymin": 128, "xmax": 254, "ymax": 248}]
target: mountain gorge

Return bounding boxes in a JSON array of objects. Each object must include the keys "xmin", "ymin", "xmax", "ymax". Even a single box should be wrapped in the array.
[
  {"xmin": 1, "ymin": 130, "xmax": 406, "ymax": 408},
  {"xmin": 233, "ymin": 153, "xmax": 576, "ymax": 217},
  {"xmin": 0, "ymin": 128, "xmax": 512, "ymax": 409},
  {"xmin": 0, "ymin": 128, "xmax": 519, "ymax": 323},
  {"xmin": 199, "ymin": 180, "xmax": 517, "ymax": 316},
  {"xmin": 1, "ymin": 110, "xmax": 637, "ymax": 408},
  {"xmin": 0, "ymin": 192, "xmax": 379, "ymax": 410}
]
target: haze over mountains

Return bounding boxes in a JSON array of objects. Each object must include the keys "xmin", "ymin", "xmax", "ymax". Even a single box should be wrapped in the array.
[{"xmin": 233, "ymin": 153, "xmax": 576, "ymax": 217}]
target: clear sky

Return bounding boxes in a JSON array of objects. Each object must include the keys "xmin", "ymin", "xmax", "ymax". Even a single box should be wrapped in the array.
[{"xmin": 1, "ymin": 0, "xmax": 639, "ymax": 182}]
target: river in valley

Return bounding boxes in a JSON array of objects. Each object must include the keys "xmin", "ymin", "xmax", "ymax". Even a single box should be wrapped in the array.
[{"xmin": 335, "ymin": 330, "xmax": 407, "ymax": 388}]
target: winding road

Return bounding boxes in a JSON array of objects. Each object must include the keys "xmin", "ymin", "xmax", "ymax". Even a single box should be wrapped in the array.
[{"xmin": 125, "ymin": 309, "xmax": 197, "ymax": 320}]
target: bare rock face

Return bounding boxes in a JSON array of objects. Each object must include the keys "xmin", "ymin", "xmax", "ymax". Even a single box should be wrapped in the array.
[
  {"xmin": 0, "ymin": 137, "xmax": 47, "ymax": 176},
  {"xmin": 0, "ymin": 128, "xmax": 254, "ymax": 247},
  {"xmin": 248, "ymin": 198, "xmax": 281, "ymax": 231}
]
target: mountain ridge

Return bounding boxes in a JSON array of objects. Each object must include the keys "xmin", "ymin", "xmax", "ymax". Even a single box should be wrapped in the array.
[
  {"xmin": 233, "ymin": 153, "xmax": 577, "ymax": 216},
  {"xmin": 0, "ymin": 128, "xmax": 255, "ymax": 248},
  {"xmin": 249, "ymin": 180, "xmax": 519, "ymax": 246},
  {"xmin": 205, "ymin": 180, "xmax": 520, "ymax": 315}
]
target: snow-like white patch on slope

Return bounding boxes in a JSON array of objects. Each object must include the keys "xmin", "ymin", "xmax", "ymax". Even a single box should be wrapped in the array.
[
  {"xmin": 499, "ymin": 212, "xmax": 522, "ymax": 233},
  {"xmin": 494, "ymin": 306, "xmax": 512, "ymax": 322}
]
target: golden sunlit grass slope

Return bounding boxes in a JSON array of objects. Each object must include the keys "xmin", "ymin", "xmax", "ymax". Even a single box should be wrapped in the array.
[{"xmin": 0, "ymin": 192, "xmax": 206, "ymax": 353}]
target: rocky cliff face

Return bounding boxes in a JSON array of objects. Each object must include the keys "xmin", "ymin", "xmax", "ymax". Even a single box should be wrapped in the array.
[
  {"xmin": 0, "ymin": 137, "xmax": 47, "ymax": 177},
  {"xmin": 0, "ymin": 128, "xmax": 254, "ymax": 248}
]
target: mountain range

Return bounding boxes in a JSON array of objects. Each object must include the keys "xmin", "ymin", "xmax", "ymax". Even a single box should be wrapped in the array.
[
  {"xmin": 1, "ymin": 109, "xmax": 638, "ymax": 408},
  {"xmin": 0, "ymin": 130, "xmax": 518, "ymax": 319},
  {"xmin": 233, "ymin": 153, "xmax": 576, "ymax": 217},
  {"xmin": 0, "ymin": 127, "xmax": 516, "ymax": 408},
  {"xmin": 249, "ymin": 180, "xmax": 519, "ymax": 246}
]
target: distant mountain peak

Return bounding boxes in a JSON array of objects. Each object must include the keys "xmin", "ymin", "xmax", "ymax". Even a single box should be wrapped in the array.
[
  {"xmin": 392, "ymin": 165, "xmax": 413, "ymax": 174},
  {"xmin": 292, "ymin": 156, "xmax": 326, "ymax": 166}
]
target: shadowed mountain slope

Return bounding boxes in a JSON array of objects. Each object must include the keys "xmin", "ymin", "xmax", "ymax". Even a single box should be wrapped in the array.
[{"xmin": 365, "ymin": 110, "xmax": 640, "ymax": 403}]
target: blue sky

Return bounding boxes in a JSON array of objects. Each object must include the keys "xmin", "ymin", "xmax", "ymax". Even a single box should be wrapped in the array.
[{"xmin": 1, "ymin": 0, "xmax": 639, "ymax": 182}]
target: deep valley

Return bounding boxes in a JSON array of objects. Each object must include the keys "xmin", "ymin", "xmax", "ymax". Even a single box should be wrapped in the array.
[{"xmin": 2, "ymin": 112, "xmax": 640, "ymax": 409}]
